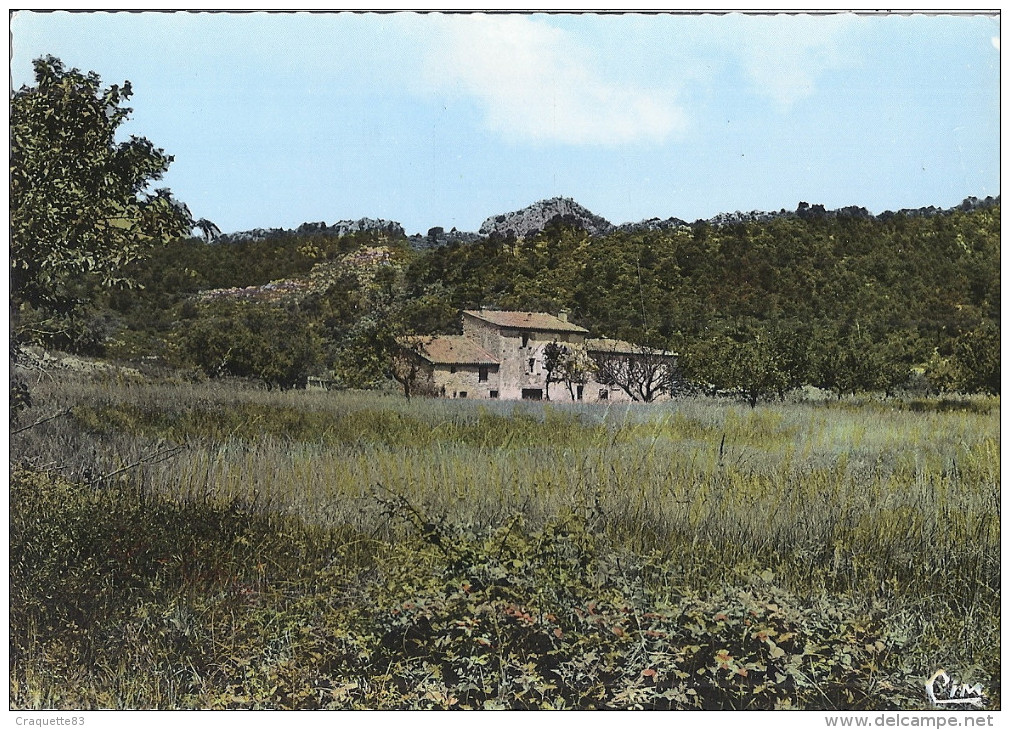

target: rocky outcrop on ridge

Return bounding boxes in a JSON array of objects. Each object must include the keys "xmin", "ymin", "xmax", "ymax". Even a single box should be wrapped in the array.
[
  {"xmin": 674, "ymin": 196, "xmax": 998, "ymax": 228},
  {"xmin": 877, "ymin": 195, "xmax": 1000, "ymax": 220},
  {"xmin": 615, "ymin": 216, "xmax": 691, "ymax": 233},
  {"xmin": 408, "ymin": 226, "xmax": 484, "ymax": 251},
  {"xmin": 218, "ymin": 217, "xmax": 405, "ymax": 244},
  {"xmin": 478, "ymin": 197, "xmax": 614, "ymax": 240},
  {"xmin": 210, "ymin": 194, "xmax": 999, "ymax": 248},
  {"xmin": 701, "ymin": 203, "xmax": 872, "ymax": 226},
  {"xmin": 198, "ymin": 246, "xmax": 396, "ymax": 304}
]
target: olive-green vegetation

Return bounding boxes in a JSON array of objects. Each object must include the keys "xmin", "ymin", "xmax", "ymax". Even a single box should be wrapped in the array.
[
  {"xmin": 89, "ymin": 201, "xmax": 1000, "ymax": 402},
  {"xmin": 11, "ymin": 371, "xmax": 999, "ymax": 709},
  {"xmin": 10, "ymin": 56, "xmax": 191, "ymax": 382}
]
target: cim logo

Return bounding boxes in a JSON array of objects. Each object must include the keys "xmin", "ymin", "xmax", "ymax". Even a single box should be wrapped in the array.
[{"xmin": 925, "ymin": 670, "xmax": 985, "ymax": 707}]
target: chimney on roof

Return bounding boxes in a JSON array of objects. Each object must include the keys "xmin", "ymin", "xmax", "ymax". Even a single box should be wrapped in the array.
[{"xmin": 558, "ymin": 310, "xmax": 568, "ymax": 323}]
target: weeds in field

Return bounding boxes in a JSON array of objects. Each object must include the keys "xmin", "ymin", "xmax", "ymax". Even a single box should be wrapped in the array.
[{"xmin": 9, "ymin": 371, "xmax": 1000, "ymax": 709}]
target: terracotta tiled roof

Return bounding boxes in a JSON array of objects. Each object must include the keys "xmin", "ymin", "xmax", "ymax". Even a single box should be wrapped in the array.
[
  {"xmin": 402, "ymin": 335, "xmax": 499, "ymax": 366},
  {"xmin": 585, "ymin": 338, "xmax": 676, "ymax": 357},
  {"xmin": 463, "ymin": 309, "xmax": 588, "ymax": 334}
]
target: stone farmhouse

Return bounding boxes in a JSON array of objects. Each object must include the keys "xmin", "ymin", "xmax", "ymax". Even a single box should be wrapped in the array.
[{"xmin": 401, "ymin": 309, "xmax": 676, "ymax": 402}]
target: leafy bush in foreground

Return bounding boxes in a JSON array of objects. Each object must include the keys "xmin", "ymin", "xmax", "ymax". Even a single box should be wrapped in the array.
[
  {"xmin": 11, "ymin": 468, "xmax": 964, "ymax": 710},
  {"xmin": 337, "ymin": 490, "xmax": 923, "ymax": 710}
]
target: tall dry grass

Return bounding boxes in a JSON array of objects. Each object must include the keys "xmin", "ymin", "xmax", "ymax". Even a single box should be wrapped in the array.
[
  {"xmin": 15, "ymin": 371, "xmax": 998, "ymax": 596},
  {"xmin": 11, "ymin": 368, "xmax": 1000, "ymax": 707}
]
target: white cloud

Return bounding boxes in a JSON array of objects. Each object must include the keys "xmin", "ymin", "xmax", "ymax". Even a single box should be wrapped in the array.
[
  {"xmin": 417, "ymin": 14, "xmax": 684, "ymax": 145},
  {"xmin": 731, "ymin": 14, "xmax": 859, "ymax": 109}
]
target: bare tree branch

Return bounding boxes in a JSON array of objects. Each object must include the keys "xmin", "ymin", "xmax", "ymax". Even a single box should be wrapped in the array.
[{"xmin": 590, "ymin": 342, "xmax": 677, "ymax": 403}]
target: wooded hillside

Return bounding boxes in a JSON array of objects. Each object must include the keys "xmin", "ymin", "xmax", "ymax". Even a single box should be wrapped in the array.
[{"xmin": 48, "ymin": 201, "xmax": 999, "ymax": 399}]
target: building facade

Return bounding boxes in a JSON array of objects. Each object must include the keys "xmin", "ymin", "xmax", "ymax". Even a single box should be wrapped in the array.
[{"xmin": 403, "ymin": 309, "xmax": 676, "ymax": 403}]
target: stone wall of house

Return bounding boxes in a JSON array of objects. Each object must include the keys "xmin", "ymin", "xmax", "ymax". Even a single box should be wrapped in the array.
[
  {"xmin": 495, "ymin": 331, "xmax": 591, "ymax": 400},
  {"xmin": 451, "ymin": 312, "xmax": 684, "ymax": 403},
  {"xmin": 461, "ymin": 313, "xmax": 597, "ymax": 400},
  {"xmin": 461, "ymin": 314, "xmax": 502, "ymax": 358},
  {"xmin": 418, "ymin": 355, "xmax": 654, "ymax": 404},
  {"xmin": 427, "ymin": 363, "xmax": 501, "ymax": 400}
]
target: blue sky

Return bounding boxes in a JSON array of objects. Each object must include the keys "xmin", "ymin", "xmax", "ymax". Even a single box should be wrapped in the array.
[{"xmin": 10, "ymin": 11, "xmax": 1001, "ymax": 236}]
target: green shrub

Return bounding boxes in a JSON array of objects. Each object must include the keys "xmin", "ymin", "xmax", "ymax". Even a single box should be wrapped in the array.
[
  {"xmin": 171, "ymin": 299, "xmax": 322, "ymax": 389},
  {"xmin": 328, "ymin": 491, "xmax": 926, "ymax": 710}
]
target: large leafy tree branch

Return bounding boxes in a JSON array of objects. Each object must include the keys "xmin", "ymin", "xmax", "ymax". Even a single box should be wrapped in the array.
[{"xmin": 10, "ymin": 56, "xmax": 193, "ymax": 342}]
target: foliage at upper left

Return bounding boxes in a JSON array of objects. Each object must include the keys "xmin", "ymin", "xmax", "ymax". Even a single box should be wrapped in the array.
[{"xmin": 10, "ymin": 56, "xmax": 192, "ymax": 350}]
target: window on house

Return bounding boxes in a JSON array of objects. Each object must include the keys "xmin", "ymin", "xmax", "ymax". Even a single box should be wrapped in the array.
[
  {"xmin": 521, "ymin": 332, "xmax": 530, "ymax": 348},
  {"xmin": 489, "ymin": 390, "xmax": 499, "ymax": 399},
  {"xmin": 459, "ymin": 391, "xmax": 467, "ymax": 399},
  {"xmin": 528, "ymin": 358, "xmax": 536, "ymax": 374},
  {"xmin": 577, "ymin": 385, "xmax": 584, "ymax": 401},
  {"xmin": 599, "ymin": 389, "xmax": 608, "ymax": 400},
  {"xmin": 479, "ymin": 366, "xmax": 488, "ymax": 382}
]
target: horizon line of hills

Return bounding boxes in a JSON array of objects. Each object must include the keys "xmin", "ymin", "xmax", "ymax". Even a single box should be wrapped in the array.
[{"xmin": 213, "ymin": 194, "xmax": 1001, "ymax": 248}]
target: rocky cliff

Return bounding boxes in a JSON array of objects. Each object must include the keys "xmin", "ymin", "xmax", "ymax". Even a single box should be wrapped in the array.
[{"xmin": 478, "ymin": 197, "xmax": 614, "ymax": 239}]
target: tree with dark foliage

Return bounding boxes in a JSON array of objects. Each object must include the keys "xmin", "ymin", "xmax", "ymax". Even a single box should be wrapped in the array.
[{"xmin": 10, "ymin": 56, "xmax": 192, "ymax": 413}]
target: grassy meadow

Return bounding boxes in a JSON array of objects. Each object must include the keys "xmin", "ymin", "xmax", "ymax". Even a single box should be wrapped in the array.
[{"xmin": 9, "ymin": 368, "xmax": 1000, "ymax": 709}]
